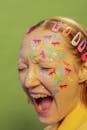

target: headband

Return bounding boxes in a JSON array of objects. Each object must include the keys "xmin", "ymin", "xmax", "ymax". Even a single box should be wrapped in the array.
[{"xmin": 52, "ymin": 21, "xmax": 87, "ymax": 62}]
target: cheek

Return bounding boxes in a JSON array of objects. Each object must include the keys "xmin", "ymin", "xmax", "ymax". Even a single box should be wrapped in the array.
[
  {"xmin": 18, "ymin": 72, "xmax": 27, "ymax": 86},
  {"xmin": 39, "ymin": 71, "xmax": 52, "ymax": 83},
  {"xmin": 48, "ymin": 67, "xmax": 75, "ymax": 91}
]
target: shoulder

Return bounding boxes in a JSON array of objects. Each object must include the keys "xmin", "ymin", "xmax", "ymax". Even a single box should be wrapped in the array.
[{"xmin": 76, "ymin": 121, "xmax": 87, "ymax": 130}]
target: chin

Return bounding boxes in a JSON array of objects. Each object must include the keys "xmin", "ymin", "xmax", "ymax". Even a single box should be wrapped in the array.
[{"xmin": 38, "ymin": 115, "xmax": 60, "ymax": 125}]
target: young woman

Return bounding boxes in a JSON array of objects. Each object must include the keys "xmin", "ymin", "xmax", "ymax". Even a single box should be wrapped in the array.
[{"xmin": 18, "ymin": 17, "xmax": 87, "ymax": 130}]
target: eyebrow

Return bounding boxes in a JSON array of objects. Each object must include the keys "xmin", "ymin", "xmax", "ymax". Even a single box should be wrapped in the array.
[
  {"xmin": 39, "ymin": 58, "xmax": 56, "ymax": 67},
  {"xmin": 18, "ymin": 56, "xmax": 28, "ymax": 64}
]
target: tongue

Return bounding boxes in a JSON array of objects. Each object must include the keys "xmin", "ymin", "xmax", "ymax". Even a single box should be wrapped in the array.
[{"xmin": 38, "ymin": 97, "xmax": 52, "ymax": 112}]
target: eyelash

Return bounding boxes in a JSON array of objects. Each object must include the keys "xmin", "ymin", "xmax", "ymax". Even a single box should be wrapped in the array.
[
  {"xmin": 18, "ymin": 65, "xmax": 28, "ymax": 72},
  {"xmin": 40, "ymin": 67, "xmax": 52, "ymax": 71}
]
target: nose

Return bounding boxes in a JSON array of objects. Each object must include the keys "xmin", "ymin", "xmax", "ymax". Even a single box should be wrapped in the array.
[{"xmin": 24, "ymin": 66, "xmax": 40, "ymax": 88}]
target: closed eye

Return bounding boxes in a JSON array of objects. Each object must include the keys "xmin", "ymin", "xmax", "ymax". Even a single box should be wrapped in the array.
[
  {"xmin": 18, "ymin": 64, "xmax": 28, "ymax": 72},
  {"xmin": 40, "ymin": 67, "xmax": 53, "ymax": 71}
]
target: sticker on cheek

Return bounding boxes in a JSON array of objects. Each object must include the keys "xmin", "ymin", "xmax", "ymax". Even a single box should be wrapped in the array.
[
  {"xmin": 54, "ymin": 73, "xmax": 61, "ymax": 81},
  {"xmin": 67, "ymin": 76, "xmax": 73, "ymax": 82},
  {"xmin": 40, "ymin": 72, "xmax": 49, "ymax": 78},
  {"xmin": 51, "ymin": 89, "xmax": 59, "ymax": 96},
  {"xmin": 58, "ymin": 67, "xmax": 64, "ymax": 76},
  {"xmin": 59, "ymin": 52, "xmax": 66, "ymax": 59},
  {"xmin": 52, "ymin": 80, "xmax": 60, "ymax": 87},
  {"xmin": 59, "ymin": 84, "xmax": 68, "ymax": 89},
  {"xmin": 49, "ymin": 69, "xmax": 56, "ymax": 75},
  {"xmin": 63, "ymin": 60, "xmax": 70, "ymax": 67},
  {"xmin": 46, "ymin": 47, "xmax": 55, "ymax": 57},
  {"xmin": 65, "ymin": 67, "xmax": 72, "ymax": 73},
  {"xmin": 52, "ymin": 74, "xmax": 62, "ymax": 87},
  {"xmin": 50, "ymin": 52, "xmax": 57, "ymax": 58}
]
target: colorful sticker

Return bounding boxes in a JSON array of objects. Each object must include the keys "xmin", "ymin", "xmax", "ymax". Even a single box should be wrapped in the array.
[
  {"xmin": 58, "ymin": 67, "xmax": 64, "ymax": 76},
  {"xmin": 29, "ymin": 51, "xmax": 36, "ymax": 58},
  {"xmin": 63, "ymin": 60, "xmax": 70, "ymax": 66},
  {"xmin": 33, "ymin": 39, "xmax": 41, "ymax": 44},
  {"xmin": 65, "ymin": 67, "xmax": 72, "ymax": 73},
  {"xmin": 54, "ymin": 73, "xmax": 61, "ymax": 81},
  {"xmin": 40, "ymin": 50, "xmax": 46, "ymax": 58},
  {"xmin": 67, "ymin": 76, "xmax": 73, "ymax": 82},
  {"xmin": 52, "ymin": 80, "xmax": 60, "ymax": 87},
  {"xmin": 59, "ymin": 52, "xmax": 66, "ymax": 59},
  {"xmin": 52, "ymin": 89, "xmax": 59, "ymax": 96},
  {"xmin": 52, "ymin": 34, "xmax": 62, "ymax": 40},
  {"xmin": 51, "ymin": 41, "xmax": 60, "ymax": 46},
  {"xmin": 49, "ymin": 69, "xmax": 56, "ymax": 75},
  {"xmin": 36, "ymin": 43, "xmax": 43, "ymax": 50},
  {"xmin": 44, "ymin": 35, "xmax": 52, "ymax": 39},
  {"xmin": 59, "ymin": 84, "xmax": 68, "ymax": 89}
]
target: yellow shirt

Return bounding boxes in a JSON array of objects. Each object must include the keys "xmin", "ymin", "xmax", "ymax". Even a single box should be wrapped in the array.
[{"xmin": 44, "ymin": 103, "xmax": 87, "ymax": 130}]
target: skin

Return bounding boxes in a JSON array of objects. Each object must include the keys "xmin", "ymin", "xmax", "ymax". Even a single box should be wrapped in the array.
[{"xmin": 18, "ymin": 27, "xmax": 80, "ymax": 125}]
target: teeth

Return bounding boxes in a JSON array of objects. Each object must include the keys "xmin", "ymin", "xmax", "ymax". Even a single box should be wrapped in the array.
[{"xmin": 31, "ymin": 94, "xmax": 48, "ymax": 99}]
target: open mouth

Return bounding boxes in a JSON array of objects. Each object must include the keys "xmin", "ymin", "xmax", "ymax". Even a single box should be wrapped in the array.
[{"xmin": 30, "ymin": 94, "xmax": 53, "ymax": 114}]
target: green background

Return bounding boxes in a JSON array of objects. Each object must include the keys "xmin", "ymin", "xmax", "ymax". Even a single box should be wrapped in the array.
[{"xmin": 0, "ymin": 0, "xmax": 87, "ymax": 130}]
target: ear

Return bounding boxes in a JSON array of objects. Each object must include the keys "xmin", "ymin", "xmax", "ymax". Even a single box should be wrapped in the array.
[{"xmin": 78, "ymin": 62, "xmax": 87, "ymax": 83}]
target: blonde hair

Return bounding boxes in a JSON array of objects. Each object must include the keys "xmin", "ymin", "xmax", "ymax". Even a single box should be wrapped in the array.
[{"xmin": 26, "ymin": 16, "xmax": 87, "ymax": 106}]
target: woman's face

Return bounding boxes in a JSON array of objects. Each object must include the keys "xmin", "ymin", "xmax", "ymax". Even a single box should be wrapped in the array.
[{"xmin": 18, "ymin": 28, "xmax": 79, "ymax": 125}]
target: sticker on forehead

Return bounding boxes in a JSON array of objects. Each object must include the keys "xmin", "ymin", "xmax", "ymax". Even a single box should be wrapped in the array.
[
  {"xmin": 33, "ymin": 39, "xmax": 41, "ymax": 44},
  {"xmin": 31, "ymin": 43, "xmax": 37, "ymax": 50},
  {"xmin": 46, "ymin": 46, "xmax": 54, "ymax": 57},
  {"xmin": 29, "ymin": 51, "xmax": 36, "ymax": 58},
  {"xmin": 59, "ymin": 52, "xmax": 66, "ymax": 59},
  {"xmin": 43, "ymin": 35, "xmax": 52, "ymax": 39},
  {"xmin": 51, "ymin": 41, "xmax": 60, "ymax": 46},
  {"xmin": 36, "ymin": 42, "xmax": 43, "ymax": 51},
  {"xmin": 55, "ymin": 46, "xmax": 64, "ymax": 52},
  {"xmin": 52, "ymin": 80, "xmax": 60, "ymax": 87},
  {"xmin": 52, "ymin": 34, "xmax": 62, "ymax": 40}
]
